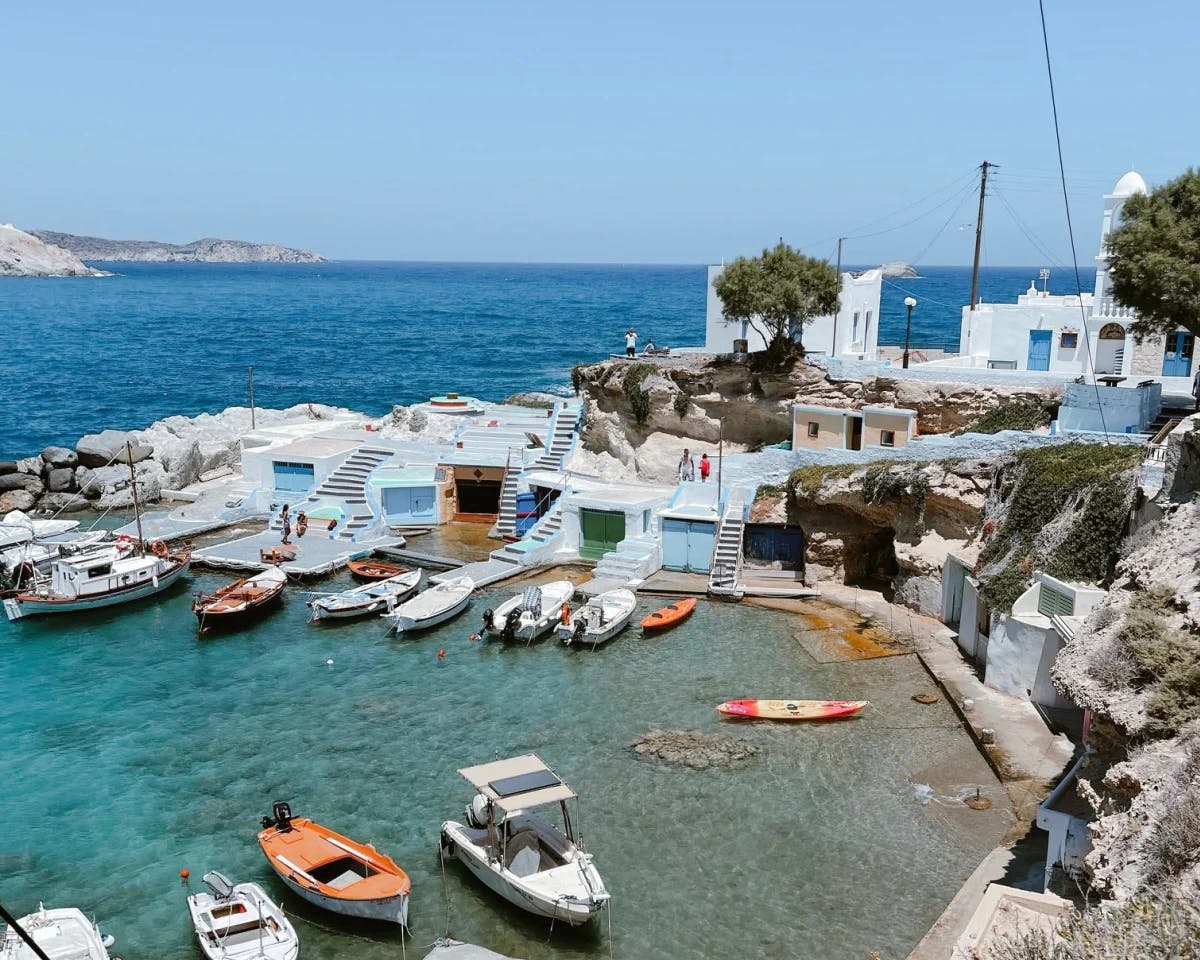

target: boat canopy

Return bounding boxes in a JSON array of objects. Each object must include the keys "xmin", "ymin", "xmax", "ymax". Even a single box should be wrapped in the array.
[{"xmin": 457, "ymin": 754, "xmax": 576, "ymax": 814}]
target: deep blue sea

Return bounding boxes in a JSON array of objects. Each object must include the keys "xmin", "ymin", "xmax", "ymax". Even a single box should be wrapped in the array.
[{"xmin": 0, "ymin": 262, "xmax": 1093, "ymax": 458}]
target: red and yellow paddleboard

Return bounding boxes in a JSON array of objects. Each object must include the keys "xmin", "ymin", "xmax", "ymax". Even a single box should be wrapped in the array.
[
  {"xmin": 641, "ymin": 597, "xmax": 697, "ymax": 632},
  {"xmin": 717, "ymin": 699, "xmax": 868, "ymax": 721}
]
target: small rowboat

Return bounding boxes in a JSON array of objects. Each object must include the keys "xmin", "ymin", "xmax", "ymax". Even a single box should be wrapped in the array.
[
  {"xmin": 258, "ymin": 802, "xmax": 410, "ymax": 927},
  {"xmin": 347, "ymin": 559, "xmax": 409, "ymax": 582},
  {"xmin": 186, "ymin": 870, "xmax": 298, "ymax": 960},
  {"xmin": 640, "ymin": 597, "xmax": 696, "ymax": 632},
  {"xmin": 308, "ymin": 569, "xmax": 421, "ymax": 621},
  {"xmin": 193, "ymin": 567, "xmax": 286, "ymax": 632},
  {"xmin": 383, "ymin": 575, "xmax": 473, "ymax": 632},
  {"xmin": 717, "ymin": 699, "xmax": 868, "ymax": 721}
]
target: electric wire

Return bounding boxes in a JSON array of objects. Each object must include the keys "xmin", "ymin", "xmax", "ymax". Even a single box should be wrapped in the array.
[
  {"xmin": 991, "ymin": 184, "xmax": 1068, "ymax": 270},
  {"xmin": 1038, "ymin": 0, "xmax": 1111, "ymax": 443},
  {"xmin": 906, "ymin": 175, "xmax": 982, "ymax": 266}
]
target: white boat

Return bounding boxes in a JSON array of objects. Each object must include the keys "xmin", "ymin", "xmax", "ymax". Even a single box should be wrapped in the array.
[
  {"xmin": 309, "ymin": 569, "xmax": 421, "ymax": 621},
  {"xmin": 186, "ymin": 871, "xmax": 298, "ymax": 960},
  {"xmin": 2, "ymin": 541, "xmax": 189, "ymax": 622},
  {"xmin": 384, "ymin": 575, "xmax": 473, "ymax": 632},
  {"xmin": 481, "ymin": 580, "xmax": 575, "ymax": 643},
  {"xmin": 440, "ymin": 754, "xmax": 610, "ymax": 926},
  {"xmin": 0, "ymin": 905, "xmax": 116, "ymax": 960},
  {"xmin": 555, "ymin": 589, "xmax": 636, "ymax": 648}
]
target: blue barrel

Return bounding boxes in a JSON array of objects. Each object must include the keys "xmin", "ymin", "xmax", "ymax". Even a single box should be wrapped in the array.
[
  {"xmin": 516, "ymin": 492, "xmax": 537, "ymax": 513},
  {"xmin": 515, "ymin": 514, "xmax": 538, "ymax": 536}
]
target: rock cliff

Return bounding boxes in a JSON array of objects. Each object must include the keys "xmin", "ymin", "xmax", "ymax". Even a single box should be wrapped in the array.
[
  {"xmin": 31, "ymin": 231, "xmax": 325, "ymax": 263},
  {"xmin": 0, "ymin": 224, "xmax": 109, "ymax": 277}
]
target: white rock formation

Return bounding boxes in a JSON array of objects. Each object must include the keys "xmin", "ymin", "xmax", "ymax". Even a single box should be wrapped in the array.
[{"xmin": 0, "ymin": 224, "xmax": 109, "ymax": 277}]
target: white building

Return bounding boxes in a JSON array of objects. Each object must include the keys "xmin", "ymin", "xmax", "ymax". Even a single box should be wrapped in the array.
[
  {"xmin": 704, "ymin": 266, "xmax": 883, "ymax": 359},
  {"xmin": 946, "ymin": 171, "xmax": 1196, "ymax": 394}
]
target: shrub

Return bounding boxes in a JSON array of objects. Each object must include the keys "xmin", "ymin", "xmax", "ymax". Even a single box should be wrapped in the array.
[
  {"xmin": 753, "ymin": 483, "xmax": 784, "ymax": 503},
  {"xmin": 1086, "ymin": 638, "xmax": 1138, "ymax": 689},
  {"xmin": 1044, "ymin": 476, "xmax": 1135, "ymax": 584},
  {"xmin": 1145, "ymin": 784, "xmax": 1200, "ymax": 881},
  {"xmin": 957, "ymin": 397, "xmax": 1056, "ymax": 435},
  {"xmin": 979, "ymin": 560, "xmax": 1031, "ymax": 613},
  {"xmin": 786, "ymin": 463, "xmax": 858, "ymax": 499},
  {"xmin": 987, "ymin": 894, "xmax": 1200, "ymax": 960},
  {"xmin": 570, "ymin": 364, "xmax": 586, "ymax": 395},
  {"xmin": 673, "ymin": 389, "xmax": 691, "ymax": 419},
  {"xmin": 861, "ymin": 462, "xmax": 931, "ymax": 509},
  {"xmin": 622, "ymin": 363, "xmax": 656, "ymax": 425}
]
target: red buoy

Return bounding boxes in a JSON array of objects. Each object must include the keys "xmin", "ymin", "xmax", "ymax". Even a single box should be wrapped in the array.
[{"xmin": 437, "ymin": 648, "xmax": 446, "ymax": 659}]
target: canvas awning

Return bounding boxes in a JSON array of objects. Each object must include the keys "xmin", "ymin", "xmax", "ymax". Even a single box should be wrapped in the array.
[{"xmin": 457, "ymin": 754, "xmax": 576, "ymax": 813}]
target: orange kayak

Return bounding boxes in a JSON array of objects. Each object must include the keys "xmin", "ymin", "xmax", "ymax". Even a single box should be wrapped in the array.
[
  {"xmin": 641, "ymin": 597, "xmax": 697, "ymax": 632},
  {"xmin": 257, "ymin": 802, "xmax": 410, "ymax": 926},
  {"xmin": 717, "ymin": 699, "xmax": 868, "ymax": 721}
]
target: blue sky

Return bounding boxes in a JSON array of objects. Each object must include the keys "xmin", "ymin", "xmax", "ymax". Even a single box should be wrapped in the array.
[{"xmin": 3, "ymin": 1, "xmax": 1194, "ymax": 264}]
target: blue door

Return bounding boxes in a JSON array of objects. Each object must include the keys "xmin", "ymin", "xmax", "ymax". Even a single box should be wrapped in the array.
[
  {"xmin": 662, "ymin": 519, "xmax": 716, "ymax": 573},
  {"xmin": 1026, "ymin": 330, "xmax": 1052, "ymax": 371},
  {"xmin": 382, "ymin": 486, "xmax": 437, "ymax": 522},
  {"xmin": 1162, "ymin": 332, "xmax": 1194, "ymax": 378}
]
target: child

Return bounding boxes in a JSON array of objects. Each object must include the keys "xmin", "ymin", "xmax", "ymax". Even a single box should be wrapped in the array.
[{"xmin": 699, "ymin": 453, "xmax": 711, "ymax": 482}]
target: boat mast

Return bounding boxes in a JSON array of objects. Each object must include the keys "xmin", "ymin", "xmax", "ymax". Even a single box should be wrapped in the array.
[
  {"xmin": 126, "ymin": 441, "xmax": 146, "ymax": 555},
  {"xmin": 0, "ymin": 902, "xmax": 54, "ymax": 960},
  {"xmin": 968, "ymin": 161, "xmax": 993, "ymax": 313}
]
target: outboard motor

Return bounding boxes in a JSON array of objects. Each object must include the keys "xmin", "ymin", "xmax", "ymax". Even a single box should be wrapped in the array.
[
  {"xmin": 261, "ymin": 800, "xmax": 294, "ymax": 832},
  {"xmin": 465, "ymin": 793, "xmax": 500, "ymax": 829},
  {"xmin": 202, "ymin": 871, "xmax": 235, "ymax": 900},
  {"xmin": 502, "ymin": 608, "xmax": 522, "ymax": 642},
  {"xmin": 572, "ymin": 619, "xmax": 586, "ymax": 642},
  {"xmin": 482, "ymin": 608, "xmax": 495, "ymax": 633}
]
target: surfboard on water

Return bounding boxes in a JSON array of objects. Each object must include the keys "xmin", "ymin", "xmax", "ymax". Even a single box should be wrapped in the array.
[{"xmin": 716, "ymin": 699, "xmax": 868, "ymax": 720}]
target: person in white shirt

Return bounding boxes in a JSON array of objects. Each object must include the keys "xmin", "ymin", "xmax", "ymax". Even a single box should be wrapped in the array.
[
  {"xmin": 678, "ymin": 448, "xmax": 695, "ymax": 481},
  {"xmin": 625, "ymin": 328, "xmax": 638, "ymax": 358}
]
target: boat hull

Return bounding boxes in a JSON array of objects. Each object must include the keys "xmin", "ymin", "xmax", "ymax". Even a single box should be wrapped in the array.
[
  {"xmin": 391, "ymin": 592, "xmax": 471, "ymax": 632},
  {"xmin": 440, "ymin": 824, "xmax": 604, "ymax": 926},
  {"xmin": 717, "ymin": 699, "xmax": 869, "ymax": 720},
  {"xmin": 194, "ymin": 589, "xmax": 285, "ymax": 632},
  {"xmin": 268, "ymin": 860, "xmax": 409, "ymax": 926},
  {"xmin": 310, "ymin": 575, "xmax": 419, "ymax": 621},
  {"xmin": 2, "ymin": 558, "xmax": 189, "ymax": 622},
  {"xmin": 641, "ymin": 597, "xmax": 697, "ymax": 632},
  {"xmin": 187, "ymin": 881, "xmax": 299, "ymax": 960}
]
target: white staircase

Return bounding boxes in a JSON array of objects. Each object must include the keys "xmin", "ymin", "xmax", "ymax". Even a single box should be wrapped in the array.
[
  {"xmin": 593, "ymin": 535, "xmax": 660, "ymax": 586},
  {"xmin": 434, "ymin": 497, "xmax": 567, "ymax": 588},
  {"xmin": 495, "ymin": 457, "xmax": 521, "ymax": 538},
  {"xmin": 496, "ymin": 499, "xmax": 565, "ymax": 563},
  {"xmin": 532, "ymin": 403, "xmax": 581, "ymax": 470},
  {"xmin": 271, "ymin": 446, "xmax": 394, "ymax": 543},
  {"xmin": 709, "ymin": 499, "xmax": 747, "ymax": 596}
]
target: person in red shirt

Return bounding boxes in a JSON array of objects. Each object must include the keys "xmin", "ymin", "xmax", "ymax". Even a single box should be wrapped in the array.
[{"xmin": 699, "ymin": 453, "xmax": 711, "ymax": 482}]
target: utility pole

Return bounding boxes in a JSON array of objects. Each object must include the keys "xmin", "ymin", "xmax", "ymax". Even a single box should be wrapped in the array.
[
  {"xmin": 248, "ymin": 365, "xmax": 257, "ymax": 430},
  {"xmin": 831, "ymin": 237, "xmax": 844, "ymax": 355},
  {"xmin": 968, "ymin": 161, "xmax": 993, "ymax": 313}
]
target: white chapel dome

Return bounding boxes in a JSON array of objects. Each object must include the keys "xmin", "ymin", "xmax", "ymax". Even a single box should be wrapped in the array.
[{"xmin": 1111, "ymin": 170, "xmax": 1147, "ymax": 197}]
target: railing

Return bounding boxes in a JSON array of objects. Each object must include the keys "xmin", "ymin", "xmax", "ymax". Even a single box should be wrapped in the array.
[{"xmin": 1095, "ymin": 299, "xmax": 1135, "ymax": 319}]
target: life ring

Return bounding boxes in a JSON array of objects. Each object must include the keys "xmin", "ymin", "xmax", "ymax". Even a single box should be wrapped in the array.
[
  {"xmin": 151, "ymin": 540, "xmax": 169, "ymax": 559},
  {"xmin": 560, "ymin": 602, "xmax": 571, "ymax": 625},
  {"xmin": 116, "ymin": 534, "xmax": 133, "ymax": 544}
]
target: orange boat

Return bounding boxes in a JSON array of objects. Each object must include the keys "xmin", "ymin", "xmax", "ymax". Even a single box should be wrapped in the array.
[
  {"xmin": 347, "ymin": 559, "xmax": 411, "ymax": 582},
  {"xmin": 258, "ymin": 802, "xmax": 411, "ymax": 926},
  {"xmin": 640, "ymin": 597, "xmax": 697, "ymax": 632}
]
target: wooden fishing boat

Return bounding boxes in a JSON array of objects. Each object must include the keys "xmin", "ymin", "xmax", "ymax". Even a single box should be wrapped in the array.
[
  {"xmin": 186, "ymin": 871, "xmax": 298, "ymax": 960},
  {"xmin": 308, "ymin": 569, "xmax": 421, "ymax": 621},
  {"xmin": 0, "ymin": 904, "xmax": 117, "ymax": 960},
  {"xmin": 440, "ymin": 754, "xmax": 610, "ymax": 926},
  {"xmin": 258, "ymin": 802, "xmax": 410, "ymax": 927},
  {"xmin": 555, "ymin": 589, "xmax": 635, "ymax": 648},
  {"xmin": 383, "ymin": 575, "xmax": 473, "ymax": 632},
  {"xmin": 640, "ymin": 597, "xmax": 697, "ymax": 632},
  {"xmin": 193, "ymin": 567, "xmax": 287, "ymax": 632},
  {"xmin": 347, "ymin": 558, "xmax": 410, "ymax": 582},
  {"xmin": 481, "ymin": 580, "xmax": 575, "ymax": 643},
  {"xmin": 716, "ymin": 699, "xmax": 869, "ymax": 721}
]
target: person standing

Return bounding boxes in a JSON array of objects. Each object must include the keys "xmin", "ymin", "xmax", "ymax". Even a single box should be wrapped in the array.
[
  {"xmin": 699, "ymin": 453, "xmax": 711, "ymax": 483},
  {"xmin": 678, "ymin": 448, "xmax": 695, "ymax": 482},
  {"xmin": 280, "ymin": 503, "xmax": 292, "ymax": 545},
  {"xmin": 625, "ymin": 328, "xmax": 638, "ymax": 358}
]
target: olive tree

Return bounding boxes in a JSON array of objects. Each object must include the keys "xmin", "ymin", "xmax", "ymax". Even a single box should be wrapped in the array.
[
  {"xmin": 1106, "ymin": 168, "xmax": 1200, "ymax": 340},
  {"xmin": 712, "ymin": 241, "xmax": 840, "ymax": 364}
]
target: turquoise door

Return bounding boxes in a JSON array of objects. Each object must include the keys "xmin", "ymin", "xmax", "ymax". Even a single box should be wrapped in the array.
[
  {"xmin": 662, "ymin": 518, "xmax": 716, "ymax": 573},
  {"xmin": 1027, "ymin": 330, "xmax": 1052, "ymax": 371},
  {"xmin": 1162, "ymin": 332, "xmax": 1194, "ymax": 377}
]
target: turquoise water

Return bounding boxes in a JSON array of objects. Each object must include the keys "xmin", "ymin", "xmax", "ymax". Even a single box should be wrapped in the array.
[
  {"xmin": 0, "ymin": 262, "xmax": 1094, "ymax": 458},
  {"xmin": 1, "ymin": 566, "xmax": 1010, "ymax": 959}
]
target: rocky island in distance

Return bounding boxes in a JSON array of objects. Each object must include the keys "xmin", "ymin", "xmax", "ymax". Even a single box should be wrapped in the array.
[{"xmin": 32, "ymin": 230, "xmax": 325, "ymax": 264}]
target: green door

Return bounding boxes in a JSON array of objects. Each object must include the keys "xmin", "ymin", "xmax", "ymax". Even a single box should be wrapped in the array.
[{"xmin": 580, "ymin": 509, "xmax": 625, "ymax": 560}]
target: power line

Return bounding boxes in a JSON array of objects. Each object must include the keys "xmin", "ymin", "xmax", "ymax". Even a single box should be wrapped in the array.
[
  {"xmin": 991, "ymin": 185, "xmax": 1067, "ymax": 270},
  {"xmin": 1038, "ymin": 0, "xmax": 1110, "ymax": 444},
  {"xmin": 845, "ymin": 177, "xmax": 981, "ymax": 241},
  {"xmin": 908, "ymin": 177, "xmax": 981, "ymax": 266}
]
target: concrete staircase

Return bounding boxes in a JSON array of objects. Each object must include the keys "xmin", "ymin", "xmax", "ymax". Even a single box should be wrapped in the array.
[
  {"xmin": 708, "ymin": 499, "xmax": 747, "ymax": 596},
  {"xmin": 433, "ymin": 497, "xmax": 567, "ymax": 588},
  {"xmin": 495, "ymin": 499, "xmax": 565, "ymax": 563},
  {"xmin": 271, "ymin": 446, "xmax": 394, "ymax": 543},
  {"xmin": 593, "ymin": 536, "xmax": 660, "ymax": 586},
  {"xmin": 532, "ymin": 403, "xmax": 581, "ymax": 470},
  {"xmin": 495, "ymin": 459, "xmax": 521, "ymax": 538}
]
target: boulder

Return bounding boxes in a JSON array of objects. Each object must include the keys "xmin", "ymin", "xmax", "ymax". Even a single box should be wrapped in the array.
[
  {"xmin": 631, "ymin": 729, "xmax": 761, "ymax": 771},
  {"xmin": 16, "ymin": 456, "xmax": 44, "ymax": 475},
  {"xmin": 0, "ymin": 490, "xmax": 37, "ymax": 513},
  {"xmin": 97, "ymin": 461, "xmax": 165, "ymax": 510},
  {"xmin": 76, "ymin": 465, "xmax": 129, "ymax": 497},
  {"xmin": 37, "ymin": 491, "xmax": 89, "ymax": 513},
  {"xmin": 0, "ymin": 461, "xmax": 16, "ymax": 475},
  {"xmin": 46, "ymin": 468, "xmax": 75, "ymax": 493},
  {"xmin": 0, "ymin": 474, "xmax": 45, "ymax": 496},
  {"xmin": 41, "ymin": 446, "xmax": 78, "ymax": 469},
  {"xmin": 76, "ymin": 429, "xmax": 152, "ymax": 468}
]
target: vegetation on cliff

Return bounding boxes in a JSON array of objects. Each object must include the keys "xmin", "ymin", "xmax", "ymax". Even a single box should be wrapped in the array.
[
  {"xmin": 976, "ymin": 443, "xmax": 1143, "ymax": 611},
  {"xmin": 956, "ymin": 396, "xmax": 1056, "ymax": 435}
]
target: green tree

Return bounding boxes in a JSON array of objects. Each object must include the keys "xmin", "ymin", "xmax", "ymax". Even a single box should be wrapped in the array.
[
  {"xmin": 1107, "ymin": 168, "xmax": 1200, "ymax": 340},
  {"xmin": 712, "ymin": 241, "xmax": 840, "ymax": 364}
]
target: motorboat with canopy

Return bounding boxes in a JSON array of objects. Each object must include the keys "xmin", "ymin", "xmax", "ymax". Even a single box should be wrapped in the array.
[{"xmin": 439, "ymin": 754, "xmax": 609, "ymax": 926}]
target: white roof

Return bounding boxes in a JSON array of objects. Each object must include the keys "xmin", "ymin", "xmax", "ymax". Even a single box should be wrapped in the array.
[
  {"xmin": 861, "ymin": 405, "xmax": 918, "ymax": 419},
  {"xmin": 1111, "ymin": 170, "xmax": 1147, "ymax": 198},
  {"xmin": 457, "ymin": 753, "xmax": 576, "ymax": 813}
]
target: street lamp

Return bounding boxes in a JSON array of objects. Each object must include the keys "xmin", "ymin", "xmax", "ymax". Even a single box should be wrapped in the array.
[{"xmin": 902, "ymin": 296, "xmax": 917, "ymax": 369}]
